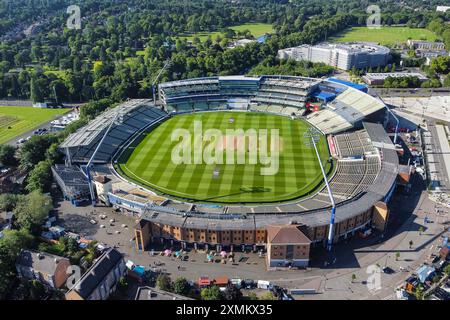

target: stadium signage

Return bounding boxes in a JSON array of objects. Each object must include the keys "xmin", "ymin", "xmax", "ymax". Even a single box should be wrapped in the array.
[{"xmin": 171, "ymin": 120, "xmax": 280, "ymax": 175}]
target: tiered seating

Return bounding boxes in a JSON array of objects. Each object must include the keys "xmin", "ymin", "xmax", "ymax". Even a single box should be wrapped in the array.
[
  {"xmin": 159, "ymin": 77, "xmax": 220, "ymax": 106},
  {"xmin": 250, "ymin": 76, "xmax": 312, "ymax": 110},
  {"xmin": 250, "ymin": 104, "xmax": 268, "ymax": 113},
  {"xmin": 267, "ymin": 105, "xmax": 284, "ymax": 114},
  {"xmin": 62, "ymin": 101, "xmax": 168, "ymax": 163},
  {"xmin": 322, "ymin": 155, "xmax": 381, "ymax": 199},
  {"xmin": 282, "ymin": 107, "xmax": 305, "ymax": 117},
  {"xmin": 333, "ymin": 130, "xmax": 376, "ymax": 158}
]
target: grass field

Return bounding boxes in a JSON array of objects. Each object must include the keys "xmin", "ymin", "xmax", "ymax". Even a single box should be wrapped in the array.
[
  {"xmin": 116, "ymin": 112, "xmax": 331, "ymax": 204},
  {"xmin": 178, "ymin": 23, "xmax": 274, "ymax": 42},
  {"xmin": 329, "ymin": 27, "xmax": 439, "ymax": 45},
  {"xmin": 0, "ymin": 106, "xmax": 69, "ymax": 144}
]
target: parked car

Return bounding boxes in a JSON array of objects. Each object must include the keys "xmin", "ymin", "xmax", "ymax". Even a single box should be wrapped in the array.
[
  {"xmin": 383, "ymin": 267, "xmax": 395, "ymax": 274},
  {"xmin": 243, "ymin": 279, "xmax": 255, "ymax": 289}
]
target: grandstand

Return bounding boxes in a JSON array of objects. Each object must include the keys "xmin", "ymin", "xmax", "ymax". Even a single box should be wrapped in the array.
[
  {"xmin": 158, "ymin": 76, "xmax": 385, "ymax": 135},
  {"xmin": 332, "ymin": 130, "xmax": 376, "ymax": 158},
  {"xmin": 60, "ymin": 99, "xmax": 167, "ymax": 164},
  {"xmin": 51, "ymin": 164, "xmax": 90, "ymax": 203},
  {"xmin": 306, "ymin": 87, "xmax": 385, "ymax": 134},
  {"xmin": 250, "ymin": 76, "xmax": 319, "ymax": 109}
]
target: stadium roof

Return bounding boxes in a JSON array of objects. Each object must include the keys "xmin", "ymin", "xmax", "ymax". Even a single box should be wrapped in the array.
[
  {"xmin": 327, "ymin": 78, "xmax": 367, "ymax": 92},
  {"xmin": 60, "ymin": 99, "xmax": 154, "ymax": 148}
]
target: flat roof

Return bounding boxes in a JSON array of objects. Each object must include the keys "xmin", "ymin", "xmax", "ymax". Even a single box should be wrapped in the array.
[{"xmin": 364, "ymin": 73, "xmax": 428, "ymax": 80}]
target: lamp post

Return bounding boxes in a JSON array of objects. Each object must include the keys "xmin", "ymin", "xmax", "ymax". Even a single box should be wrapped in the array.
[{"xmin": 304, "ymin": 127, "xmax": 336, "ymax": 253}]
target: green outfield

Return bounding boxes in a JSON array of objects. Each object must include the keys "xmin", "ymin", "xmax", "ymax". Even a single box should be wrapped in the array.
[
  {"xmin": 0, "ymin": 106, "xmax": 69, "ymax": 144},
  {"xmin": 116, "ymin": 112, "xmax": 331, "ymax": 204},
  {"xmin": 329, "ymin": 27, "xmax": 439, "ymax": 45},
  {"xmin": 178, "ymin": 23, "xmax": 274, "ymax": 42}
]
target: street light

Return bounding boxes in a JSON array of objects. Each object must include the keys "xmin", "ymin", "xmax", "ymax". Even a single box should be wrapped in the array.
[{"xmin": 304, "ymin": 127, "xmax": 336, "ymax": 253}]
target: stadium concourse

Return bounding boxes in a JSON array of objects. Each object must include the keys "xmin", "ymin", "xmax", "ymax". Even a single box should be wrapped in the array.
[{"xmin": 57, "ymin": 75, "xmax": 400, "ymax": 269}]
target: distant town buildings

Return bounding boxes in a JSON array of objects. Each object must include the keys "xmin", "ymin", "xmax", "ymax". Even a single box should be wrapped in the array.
[
  {"xmin": 227, "ymin": 38, "xmax": 256, "ymax": 49},
  {"xmin": 362, "ymin": 72, "xmax": 429, "ymax": 86},
  {"xmin": 407, "ymin": 40, "xmax": 446, "ymax": 51},
  {"xmin": 15, "ymin": 250, "xmax": 71, "ymax": 289},
  {"xmin": 277, "ymin": 42, "xmax": 390, "ymax": 70},
  {"xmin": 436, "ymin": 5, "xmax": 450, "ymax": 12}
]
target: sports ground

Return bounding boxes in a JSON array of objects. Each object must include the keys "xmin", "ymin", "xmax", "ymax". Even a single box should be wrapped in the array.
[
  {"xmin": 0, "ymin": 106, "xmax": 69, "ymax": 144},
  {"xmin": 116, "ymin": 112, "xmax": 331, "ymax": 203},
  {"xmin": 329, "ymin": 27, "xmax": 438, "ymax": 45}
]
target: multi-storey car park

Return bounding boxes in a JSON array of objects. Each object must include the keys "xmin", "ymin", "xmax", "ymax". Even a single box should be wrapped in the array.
[{"xmin": 57, "ymin": 75, "xmax": 400, "ymax": 269}]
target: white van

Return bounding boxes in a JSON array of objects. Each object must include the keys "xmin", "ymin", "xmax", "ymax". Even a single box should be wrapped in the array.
[{"xmin": 257, "ymin": 280, "xmax": 271, "ymax": 290}]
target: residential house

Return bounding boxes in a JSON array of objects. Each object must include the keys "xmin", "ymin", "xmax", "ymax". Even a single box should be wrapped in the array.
[
  {"xmin": 65, "ymin": 248, "xmax": 126, "ymax": 300},
  {"xmin": 15, "ymin": 250, "xmax": 71, "ymax": 289}
]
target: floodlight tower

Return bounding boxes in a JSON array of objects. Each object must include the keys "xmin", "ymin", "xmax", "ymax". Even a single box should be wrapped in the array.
[
  {"xmin": 85, "ymin": 112, "xmax": 123, "ymax": 206},
  {"xmin": 152, "ymin": 59, "xmax": 172, "ymax": 104},
  {"xmin": 304, "ymin": 127, "xmax": 336, "ymax": 253}
]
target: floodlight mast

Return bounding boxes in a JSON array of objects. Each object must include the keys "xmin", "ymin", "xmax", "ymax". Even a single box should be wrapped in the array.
[
  {"xmin": 152, "ymin": 60, "xmax": 172, "ymax": 104},
  {"xmin": 304, "ymin": 128, "xmax": 336, "ymax": 252},
  {"xmin": 86, "ymin": 112, "xmax": 121, "ymax": 206}
]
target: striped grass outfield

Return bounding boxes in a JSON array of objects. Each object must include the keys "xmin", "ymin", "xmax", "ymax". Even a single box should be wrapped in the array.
[{"xmin": 116, "ymin": 112, "xmax": 331, "ymax": 204}]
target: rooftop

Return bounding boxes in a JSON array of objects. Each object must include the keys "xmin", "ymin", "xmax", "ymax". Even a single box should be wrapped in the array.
[
  {"xmin": 267, "ymin": 225, "xmax": 311, "ymax": 244},
  {"xmin": 68, "ymin": 248, "xmax": 123, "ymax": 299},
  {"xmin": 16, "ymin": 250, "xmax": 69, "ymax": 275},
  {"xmin": 363, "ymin": 72, "xmax": 428, "ymax": 80}
]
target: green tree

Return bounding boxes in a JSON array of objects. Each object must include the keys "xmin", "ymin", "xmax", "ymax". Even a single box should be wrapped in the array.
[
  {"xmin": 0, "ymin": 193, "xmax": 20, "ymax": 212},
  {"xmin": 409, "ymin": 240, "xmax": 414, "ymax": 249},
  {"xmin": 260, "ymin": 291, "xmax": 277, "ymax": 300},
  {"xmin": 0, "ymin": 229, "xmax": 34, "ymax": 298},
  {"xmin": 444, "ymin": 264, "xmax": 450, "ymax": 276},
  {"xmin": 156, "ymin": 274, "xmax": 172, "ymax": 292},
  {"xmin": 173, "ymin": 277, "xmax": 190, "ymax": 296},
  {"xmin": 247, "ymin": 292, "xmax": 259, "ymax": 300},
  {"xmin": 414, "ymin": 285, "xmax": 423, "ymax": 300},
  {"xmin": 26, "ymin": 160, "xmax": 53, "ymax": 193},
  {"xmin": 419, "ymin": 226, "xmax": 424, "ymax": 235},
  {"xmin": 117, "ymin": 277, "xmax": 128, "ymax": 294},
  {"xmin": 222, "ymin": 284, "xmax": 242, "ymax": 300},
  {"xmin": 200, "ymin": 286, "xmax": 221, "ymax": 300},
  {"xmin": 29, "ymin": 280, "xmax": 46, "ymax": 300},
  {"xmin": 351, "ymin": 274, "xmax": 357, "ymax": 283},
  {"xmin": 19, "ymin": 135, "xmax": 58, "ymax": 171},
  {"xmin": 395, "ymin": 252, "xmax": 400, "ymax": 261},
  {"xmin": 30, "ymin": 77, "xmax": 44, "ymax": 103},
  {"xmin": 14, "ymin": 191, "xmax": 52, "ymax": 234},
  {"xmin": 443, "ymin": 74, "xmax": 450, "ymax": 87},
  {"xmin": 45, "ymin": 143, "xmax": 63, "ymax": 165},
  {"xmin": 430, "ymin": 56, "xmax": 450, "ymax": 74},
  {"xmin": 0, "ymin": 145, "xmax": 18, "ymax": 167}
]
